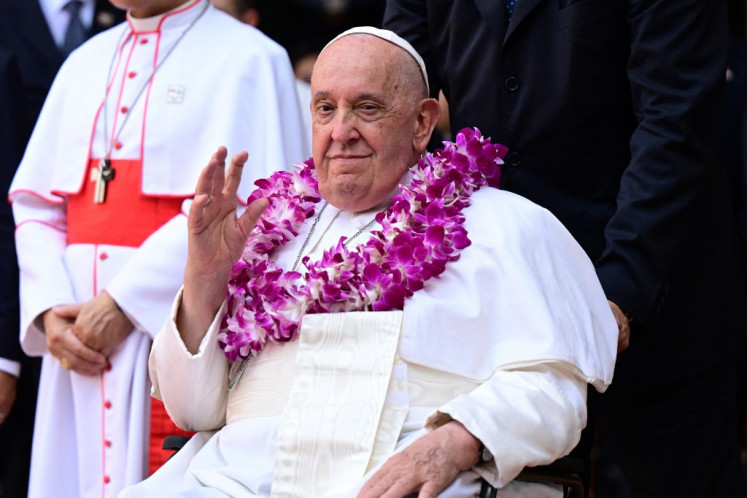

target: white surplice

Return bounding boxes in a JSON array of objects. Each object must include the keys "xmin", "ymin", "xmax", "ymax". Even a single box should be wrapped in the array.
[
  {"xmin": 125, "ymin": 186, "xmax": 617, "ymax": 497},
  {"xmin": 8, "ymin": 2, "xmax": 307, "ymax": 497}
]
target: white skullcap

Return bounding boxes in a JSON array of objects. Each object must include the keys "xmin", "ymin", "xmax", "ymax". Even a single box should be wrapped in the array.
[{"xmin": 320, "ymin": 26, "xmax": 430, "ymax": 96}]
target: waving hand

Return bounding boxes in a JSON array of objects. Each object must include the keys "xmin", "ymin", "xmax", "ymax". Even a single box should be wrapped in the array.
[{"xmin": 178, "ymin": 147, "xmax": 268, "ymax": 352}]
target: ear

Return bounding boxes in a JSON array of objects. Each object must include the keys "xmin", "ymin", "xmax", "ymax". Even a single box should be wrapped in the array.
[{"xmin": 412, "ymin": 98, "xmax": 441, "ymax": 155}]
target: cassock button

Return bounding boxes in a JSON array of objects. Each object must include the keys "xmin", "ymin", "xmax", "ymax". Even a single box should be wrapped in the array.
[
  {"xmin": 114, "ymin": 141, "xmax": 123, "ymax": 150},
  {"xmin": 103, "ymin": 475, "xmax": 111, "ymax": 484},
  {"xmin": 139, "ymin": 37, "xmax": 148, "ymax": 44},
  {"xmin": 104, "ymin": 439, "xmax": 112, "ymax": 448},
  {"xmin": 128, "ymin": 71, "xmax": 137, "ymax": 79},
  {"xmin": 99, "ymin": 252, "xmax": 108, "ymax": 260},
  {"xmin": 505, "ymin": 152, "xmax": 522, "ymax": 167},
  {"xmin": 504, "ymin": 76, "xmax": 520, "ymax": 92},
  {"xmin": 105, "ymin": 362, "xmax": 113, "ymax": 371},
  {"xmin": 120, "ymin": 106, "xmax": 128, "ymax": 114},
  {"xmin": 104, "ymin": 400, "xmax": 112, "ymax": 409}
]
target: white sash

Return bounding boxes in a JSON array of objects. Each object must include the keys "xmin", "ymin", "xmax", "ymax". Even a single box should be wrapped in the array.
[{"xmin": 271, "ymin": 311, "xmax": 405, "ymax": 498}]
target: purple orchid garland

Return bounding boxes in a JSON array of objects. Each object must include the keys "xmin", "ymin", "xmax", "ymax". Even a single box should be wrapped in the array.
[{"xmin": 218, "ymin": 128, "xmax": 507, "ymax": 362}]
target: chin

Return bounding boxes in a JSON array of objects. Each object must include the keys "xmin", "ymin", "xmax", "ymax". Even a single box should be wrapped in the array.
[{"xmin": 326, "ymin": 196, "xmax": 371, "ymax": 212}]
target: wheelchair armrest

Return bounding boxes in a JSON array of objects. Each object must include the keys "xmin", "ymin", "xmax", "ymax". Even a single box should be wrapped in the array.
[
  {"xmin": 162, "ymin": 435, "xmax": 192, "ymax": 452},
  {"xmin": 480, "ymin": 455, "xmax": 586, "ymax": 498}
]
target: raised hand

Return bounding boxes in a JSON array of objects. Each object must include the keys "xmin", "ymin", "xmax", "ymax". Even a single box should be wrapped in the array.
[{"xmin": 178, "ymin": 147, "xmax": 268, "ymax": 352}]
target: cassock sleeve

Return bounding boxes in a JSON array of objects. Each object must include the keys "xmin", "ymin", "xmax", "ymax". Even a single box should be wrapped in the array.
[
  {"xmin": 149, "ymin": 287, "xmax": 229, "ymax": 432},
  {"xmin": 12, "ymin": 194, "xmax": 76, "ymax": 355},
  {"xmin": 427, "ymin": 363, "xmax": 586, "ymax": 488},
  {"xmin": 106, "ymin": 210, "xmax": 189, "ymax": 338}
]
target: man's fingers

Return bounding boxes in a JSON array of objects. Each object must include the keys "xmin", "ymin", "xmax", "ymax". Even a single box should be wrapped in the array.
[
  {"xmin": 67, "ymin": 328, "xmax": 107, "ymax": 364},
  {"xmin": 417, "ymin": 482, "xmax": 440, "ymax": 498},
  {"xmin": 359, "ymin": 461, "xmax": 419, "ymax": 498},
  {"xmin": 209, "ymin": 148, "xmax": 228, "ymax": 200},
  {"xmin": 618, "ymin": 327, "xmax": 630, "ymax": 353},
  {"xmin": 224, "ymin": 151, "xmax": 248, "ymax": 198},
  {"xmin": 194, "ymin": 147, "xmax": 228, "ymax": 199},
  {"xmin": 52, "ymin": 303, "xmax": 83, "ymax": 319},
  {"xmin": 63, "ymin": 358, "xmax": 102, "ymax": 376},
  {"xmin": 237, "ymin": 197, "xmax": 269, "ymax": 237},
  {"xmin": 63, "ymin": 351, "xmax": 107, "ymax": 376},
  {"xmin": 377, "ymin": 476, "xmax": 421, "ymax": 498}
]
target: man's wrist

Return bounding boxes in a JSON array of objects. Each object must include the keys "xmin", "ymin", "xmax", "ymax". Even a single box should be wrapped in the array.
[{"xmin": 477, "ymin": 442, "xmax": 494, "ymax": 465}]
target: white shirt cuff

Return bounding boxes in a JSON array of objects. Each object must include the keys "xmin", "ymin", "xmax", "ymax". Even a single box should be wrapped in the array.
[{"xmin": 0, "ymin": 358, "xmax": 22, "ymax": 377}]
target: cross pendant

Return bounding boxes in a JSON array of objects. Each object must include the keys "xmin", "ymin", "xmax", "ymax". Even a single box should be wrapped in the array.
[{"xmin": 91, "ymin": 158, "xmax": 115, "ymax": 203}]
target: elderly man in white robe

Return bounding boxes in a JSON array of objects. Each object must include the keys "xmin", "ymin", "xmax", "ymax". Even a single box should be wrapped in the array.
[{"xmin": 122, "ymin": 27, "xmax": 617, "ymax": 497}]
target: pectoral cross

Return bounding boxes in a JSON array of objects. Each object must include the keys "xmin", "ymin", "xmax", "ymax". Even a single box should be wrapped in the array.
[{"xmin": 91, "ymin": 158, "xmax": 115, "ymax": 204}]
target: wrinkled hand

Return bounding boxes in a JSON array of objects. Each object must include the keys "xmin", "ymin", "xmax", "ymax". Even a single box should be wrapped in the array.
[
  {"xmin": 43, "ymin": 307, "xmax": 108, "ymax": 376},
  {"xmin": 608, "ymin": 300, "xmax": 631, "ymax": 353},
  {"xmin": 358, "ymin": 421, "xmax": 481, "ymax": 498},
  {"xmin": 0, "ymin": 370, "xmax": 17, "ymax": 425},
  {"xmin": 68, "ymin": 290, "xmax": 133, "ymax": 357},
  {"xmin": 178, "ymin": 147, "xmax": 268, "ymax": 352}
]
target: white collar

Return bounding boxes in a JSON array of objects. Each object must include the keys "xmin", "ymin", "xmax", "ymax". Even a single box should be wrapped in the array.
[{"xmin": 126, "ymin": 0, "xmax": 206, "ymax": 33}]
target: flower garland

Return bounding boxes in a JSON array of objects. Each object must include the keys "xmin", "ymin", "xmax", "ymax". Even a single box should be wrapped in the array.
[{"xmin": 218, "ymin": 128, "xmax": 507, "ymax": 362}]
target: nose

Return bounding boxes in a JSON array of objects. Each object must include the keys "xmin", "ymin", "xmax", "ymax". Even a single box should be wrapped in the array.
[{"xmin": 330, "ymin": 111, "xmax": 360, "ymax": 144}]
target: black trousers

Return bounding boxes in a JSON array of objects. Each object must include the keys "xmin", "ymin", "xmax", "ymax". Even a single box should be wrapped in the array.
[
  {"xmin": 0, "ymin": 356, "xmax": 40, "ymax": 498},
  {"xmin": 592, "ymin": 361, "xmax": 746, "ymax": 498}
]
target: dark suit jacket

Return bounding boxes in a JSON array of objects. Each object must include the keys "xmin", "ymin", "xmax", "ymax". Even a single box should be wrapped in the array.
[
  {"xmin": 0, "ymin": 52, "xmax": 26, "ymax": 366},
  {"xmin": 0, "ymin": 0, "xmax": 125, "ymax": 125},
  {"xmin": 384, "ymin": 0, "xmax": 745, "ymax": 387},
  {"xmin": 0, "ymin": 49, "xmax": 36, "ymax": 498}
]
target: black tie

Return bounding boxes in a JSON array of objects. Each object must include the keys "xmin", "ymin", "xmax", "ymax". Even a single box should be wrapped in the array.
[
  {"xmin": 62, "ymin": 0, "xmax": 86, "ymax": 56},
  {"xmin": 505, "ymin": 0, "xmax": 518, "ymax": 20}
]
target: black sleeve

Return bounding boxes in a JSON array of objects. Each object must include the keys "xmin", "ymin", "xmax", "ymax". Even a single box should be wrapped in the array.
[
  {"xmin": 595, "ymin": 0, "xmax": 730, "ymax": 325},
  {"xmin": 0, "ymin": 50, "xmax": 30, "ymax": 362},
  {"xmin": 384, "ymin": 0, "xmax": 441, "ymax": 98}
]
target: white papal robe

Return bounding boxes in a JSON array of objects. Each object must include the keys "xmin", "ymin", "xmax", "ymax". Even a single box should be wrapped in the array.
[
  {"xmin": 124, "ymin": 186, "xmax": 617, "ymax": 497},
  {"xmin": 8, "ymin": 2, "xmax": 307, "ymax": 498}
]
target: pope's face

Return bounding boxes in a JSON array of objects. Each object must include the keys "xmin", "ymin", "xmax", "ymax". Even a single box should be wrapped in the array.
[{"xmin": 311, "ymin": 36, "xmax": 423, "ymax": 212}]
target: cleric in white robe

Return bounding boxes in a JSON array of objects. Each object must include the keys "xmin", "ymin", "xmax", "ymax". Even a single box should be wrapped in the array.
[
  {"xmin": 8, "ymin": 1, "xmax": 307, "ymax": 497},
  {"xmin": 122, "ymin": 27, "xmax": 617, "ymax": 497}
]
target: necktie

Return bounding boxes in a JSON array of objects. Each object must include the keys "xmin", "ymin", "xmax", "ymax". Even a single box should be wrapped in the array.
[
  {"xmin": 62, "ymin": 0, "xmax": 86, "ymax": 56},
  {"xmin": 505, "ymin": 0, "xmax": 518, "ymax": 20}
]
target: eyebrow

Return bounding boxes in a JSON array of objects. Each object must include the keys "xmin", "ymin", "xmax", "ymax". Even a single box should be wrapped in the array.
[{"xmin": 312, "ymin": 91, "xmax": 387, "ymax": 102}]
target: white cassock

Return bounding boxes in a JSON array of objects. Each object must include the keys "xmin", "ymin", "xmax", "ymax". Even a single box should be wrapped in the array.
[
  {"xmin": 8, "ymin": 1, "xmax": 308, "ymax": 498},
  {"xmin": 123, "ymin": 186, "xmax": 618, "ymax": 497}
]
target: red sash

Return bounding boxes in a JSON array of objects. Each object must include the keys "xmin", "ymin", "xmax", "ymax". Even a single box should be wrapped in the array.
[{"xmin": 67, "ymin": 158, "xmax": 185, "ymax": 246}]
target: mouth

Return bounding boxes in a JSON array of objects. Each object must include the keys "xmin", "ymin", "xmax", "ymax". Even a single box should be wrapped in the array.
[
  {"xmin": 327, "ymin": 155, "xmax": 371, "ymax": 169},
  {"xmin": 329, "ymin": 154, "xmax": 369, "ymax": 160}
]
